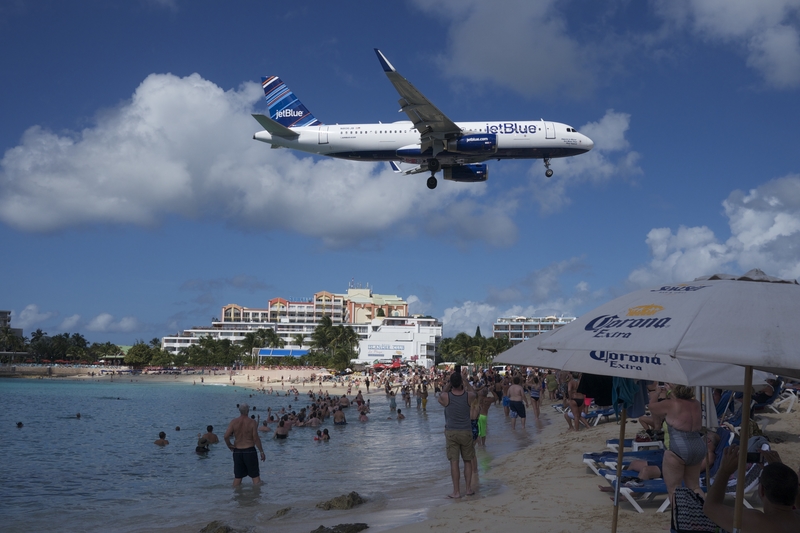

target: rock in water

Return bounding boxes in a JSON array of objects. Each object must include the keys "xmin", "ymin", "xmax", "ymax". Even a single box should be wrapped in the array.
[
  {"xmin": 316, "ymin": 491, "xmax": 366, "ymax": 510},
  {"xmin": 270, "ymin": 507, "xmax": 292, "ymax": 519},
  {"xmin": 199, "ymin": 521, "xmax": 240, "ymax": 533},
  {"xmin": 310, "ymin": 524, "xmax": 369, "ymax": 533}
]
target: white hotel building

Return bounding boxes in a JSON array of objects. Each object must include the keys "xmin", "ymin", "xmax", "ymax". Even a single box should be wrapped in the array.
[
  {"xmin": 161, "ymin": 284, "xmax": 442, "ymax": 366},
  {"xmin": 492, "ymin": 315, "xmax": 576, "ymax": 346}
]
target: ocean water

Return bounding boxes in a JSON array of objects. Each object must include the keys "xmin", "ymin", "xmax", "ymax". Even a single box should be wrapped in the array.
[{"xmin": 0, "ymin": 378, "xmax": 539, "ymax": 532}]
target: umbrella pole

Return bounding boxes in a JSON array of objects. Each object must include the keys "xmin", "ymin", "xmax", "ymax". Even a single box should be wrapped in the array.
[
  {"xmin": 611, "ymin": 406, "xmax": 627, "ymax": 533},
  {"xmin": 732, "ymin": 365, "xmax": 753, "ymax": 533}
]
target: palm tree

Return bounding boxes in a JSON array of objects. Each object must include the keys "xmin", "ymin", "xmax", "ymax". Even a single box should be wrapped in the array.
[
  {"xmin": 310, "ymin": 316, "xmax": 335, "ymax": 356},
  {"xmin": 291, "ymin": 333, "xmax": 305, "ymax": 348}
]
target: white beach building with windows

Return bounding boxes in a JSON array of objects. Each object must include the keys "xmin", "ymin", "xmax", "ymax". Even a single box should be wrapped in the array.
[{"xmin": 492, "ymin": 315, "xmax": 576, "ymax": 346}]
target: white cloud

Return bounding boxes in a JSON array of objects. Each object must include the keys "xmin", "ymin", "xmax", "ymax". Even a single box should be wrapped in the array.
[
  {"xmin": 528, "ymin": 109, "xmax": 642, "ymax": 213},
  {"xmin": 12, "ymin": 304, "xmax": 55, "ymax": 330},
  {"xmin": 411, "ymin": 0, "xmax": 593, "ymax": 98},
  {"xmin": 59, "ymin": 314, "xmax": 81, "ymax": 331},
  {"xmin": 443, "ymin": 259, "xmax": 601, "ymax": 336},
  {"xmin": 628, "ymin": 174, "xmax": 800, "ymax": 285},
  {"xmin": 86, "ymin": 313, "xmax": 141, "ymax": 333},
  {"xmin": 0, "ymin": 73, "xmax": 517, "ymax": 248},
  {"xmin": 653, "ymin": 0, "xmax": 800, "ymax": 88}
]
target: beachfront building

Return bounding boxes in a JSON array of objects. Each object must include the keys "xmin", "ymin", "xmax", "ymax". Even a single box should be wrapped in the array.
[
  {"xmin": 492, "ymin": 315, "xmax": 576, "ymax": 346},
  {"xmin": 161, "ymin": 283, "xmax": 411, "ymax": 353},
  {"xmin": 354, "ymin": 316, "xmax": 442, "ymax": 369},
  {"xmin": 0, "ymin": 310, "xmax": 23, "ymax": 338}
]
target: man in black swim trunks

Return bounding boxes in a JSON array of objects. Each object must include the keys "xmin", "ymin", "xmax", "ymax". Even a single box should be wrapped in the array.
[{"xmin": 223, "ymin": 403, "xmax": 266, "ymax": 486}]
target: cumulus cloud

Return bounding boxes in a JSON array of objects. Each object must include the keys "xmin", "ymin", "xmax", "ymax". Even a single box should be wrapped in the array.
[
  {"xmin": 653, "ymin": 0, "xmax": 800, "ymax": 88},
  {"xmin": 528, "ymin": 109, "xmax": 642, "ymax": 213},
  {"xmin": 0, "ymin": 73, "xmax": 517, "ymax": 248},
  {"xmin": 628, "ymin": 174, "xmax": 800, "ymax": 285},
  {"xmin": 411, "ymin": 0, "xmax": 593, "ymax": 98},
  {"xmin": 59, "ymin": 314, "xmax": 81, "ymax": 331},
  {"xmin": 12, "ymin": 304, "xmax": 55, "ymax": 330},
  {"xmin": 86, "ymin": 313, "xmax": 141, "ymax": 333},
  {"xmin": 442, "ymin": 258, "xmax": 602, "ymax": 335}
]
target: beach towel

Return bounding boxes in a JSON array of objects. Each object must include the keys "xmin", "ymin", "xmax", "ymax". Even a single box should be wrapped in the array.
[{"xmin": 670, "ymin": 487, "xmax": 727, "ymax": 533}]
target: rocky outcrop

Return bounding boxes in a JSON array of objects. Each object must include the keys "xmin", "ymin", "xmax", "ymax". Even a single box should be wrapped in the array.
[
  {"xmin": 199, "ymin": 521, "xmax": 244, "ymax": 533},
  {"xmin": 309, "ymin": 524, "xmax": 369, "ymax": 533},
  {"xmin": 270, "ymin": 507, "xmax": 292, "ymax": 519},
  {"xmin": 315, "ymin": 492, "xmax": 366, "ymax": 510}
]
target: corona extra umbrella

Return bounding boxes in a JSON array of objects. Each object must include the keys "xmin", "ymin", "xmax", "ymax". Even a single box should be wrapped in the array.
[
  {"xmin": 495, "ymin": 325, "xmax": 772, "ymax": 532},
  {"xmin": 532, "ymin": 269, "xmax": 800, "ymax": 533}
]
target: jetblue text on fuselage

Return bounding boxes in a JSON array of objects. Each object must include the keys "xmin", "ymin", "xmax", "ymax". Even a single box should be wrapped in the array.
[
  {"xmin": 485, "ymin": 123, "xmax": 538, "ymax": 134},
  {"xmin": 584, "ymin": 314, "xmax": 672, "ymax": 339}
]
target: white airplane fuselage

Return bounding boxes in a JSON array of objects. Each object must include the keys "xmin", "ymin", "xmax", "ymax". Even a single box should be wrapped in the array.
[{"xmin": 253, "ymin": 118, "xmax": 592, "ymax": 166}]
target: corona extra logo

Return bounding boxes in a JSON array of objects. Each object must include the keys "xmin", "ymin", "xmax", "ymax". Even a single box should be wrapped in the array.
[
  {"xmin": 626, "ymin": 304, "xmax": 664, "ymax": 317},
  {"xmin": 651, "ymin": 284, "xmax": 709, "ymax": 293}
]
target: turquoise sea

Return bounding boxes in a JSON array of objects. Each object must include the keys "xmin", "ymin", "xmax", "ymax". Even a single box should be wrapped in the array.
[{"xmin": 0, "ymin": 377, "xmax": 538, "ymax": 532}]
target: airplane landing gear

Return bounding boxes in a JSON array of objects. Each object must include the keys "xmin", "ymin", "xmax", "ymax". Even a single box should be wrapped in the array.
[
  {"xmin": 427, "ymin": 158, "xmax": 440, "ymax": 173},
  {"xmin": 427, "ymin": 176, "xmax": 438, "ymax": 189},
  {"xmin": 544, "ymin": 158, "xmax": 553, "ymax": 178}
]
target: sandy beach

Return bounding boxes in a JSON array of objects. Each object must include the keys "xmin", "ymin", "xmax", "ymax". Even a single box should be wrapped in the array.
[{"xmin": 66, "ymin": 369, "xmax": 800, "ymax": 532}]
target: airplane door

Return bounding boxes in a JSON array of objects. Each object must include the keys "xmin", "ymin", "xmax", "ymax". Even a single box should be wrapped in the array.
[
  {"xmin": 318, "ymin": 126, "xmax": 329, "ymax": 144},
  {"xmin": 545, "ymin": 122, "xmax": 556, "ymax": 139}
]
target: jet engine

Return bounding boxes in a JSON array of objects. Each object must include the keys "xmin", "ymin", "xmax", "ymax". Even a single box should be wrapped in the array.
[
  {"xmin": 443, "ymin": 164, "xmax": 488, "ymax": 182},
  {"xmin": 446, "ymin": 134, "xmax": 497, "ymax": 154}
]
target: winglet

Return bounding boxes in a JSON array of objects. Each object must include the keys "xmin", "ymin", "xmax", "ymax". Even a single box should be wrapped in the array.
[
  {"xmin": 389, "ymin": 161, "xmax": 402, "ymax": 173},
  {"xmin": 374, "ymin": 49, "xmax": 396, "ymax": 73}
]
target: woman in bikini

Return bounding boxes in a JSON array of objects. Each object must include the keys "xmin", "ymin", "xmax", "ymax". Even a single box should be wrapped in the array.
[{"xmin": 648, "ymin": 384, "xmax": 704, "ymax": 500}]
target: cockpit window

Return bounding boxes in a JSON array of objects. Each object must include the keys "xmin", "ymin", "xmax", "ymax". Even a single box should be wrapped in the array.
[{"xmin": 566, "ymin": 127, "xmax": 578, "ymax": 133}]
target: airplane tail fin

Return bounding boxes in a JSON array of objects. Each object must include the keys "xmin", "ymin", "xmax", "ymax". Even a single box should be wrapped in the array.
[{"xmin": 261, "ymin": 76, "xmax": 323, "ymax": 128}]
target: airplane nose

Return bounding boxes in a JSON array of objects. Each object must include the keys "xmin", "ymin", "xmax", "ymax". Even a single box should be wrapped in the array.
[{"xmin": 583, "ymin": 135, "xmax": 594, "ymax": 151}]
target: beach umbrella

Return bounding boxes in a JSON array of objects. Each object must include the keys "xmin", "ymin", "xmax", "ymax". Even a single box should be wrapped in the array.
[
  {"xmin": 494, "ymin": 327, "xmax": 772, "ymax": 532},
  {"xmin": 496, "ymin": 329, "xmax": 772, "ymax": 389},
  {"xmin": 528, "ymin": 268, "xmax": 800, "ymax": 533}
]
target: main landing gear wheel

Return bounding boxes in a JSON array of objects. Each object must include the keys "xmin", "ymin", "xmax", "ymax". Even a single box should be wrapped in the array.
[
  {"xmin": 543, "ymin": 158, "xmax": 553, "ymax": 178},
  {"xmin": 427, "ymin": 176, "xmax": 438, "ymax": 190},
  {"xmin": 427, "ymin": 158, "xmax": 441, "ymax": 172}
]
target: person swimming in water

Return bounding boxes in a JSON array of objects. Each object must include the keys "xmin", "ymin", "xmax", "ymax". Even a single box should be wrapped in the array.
[
  {"xmin": 274, "ymin": 420, "xmax": 289, "ymax": 439},
  {"xmin": 154, "ymin": 431, "xmax": 169, "ymax": 446}
]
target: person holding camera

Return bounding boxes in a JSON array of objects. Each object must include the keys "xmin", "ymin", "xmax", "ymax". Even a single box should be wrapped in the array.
[{"xmin": 438, "ymin": 367, "xmax": 477, "ymax": 498}]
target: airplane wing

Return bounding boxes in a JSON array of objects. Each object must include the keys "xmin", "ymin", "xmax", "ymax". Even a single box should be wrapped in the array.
[
  {"xmin": 375, "ymin": 49, "xmax": 461, "ymax": 157},
  {"xmin": 389, "ymin": 161, "xmax": 429, "ymax": 175}
]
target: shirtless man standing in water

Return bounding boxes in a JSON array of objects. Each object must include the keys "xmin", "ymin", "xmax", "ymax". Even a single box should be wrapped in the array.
[
  {"xmin": 224, "ymin": 403, "xmax": 265, "ymax": 486},
  {"xmin": 507, "ymin": 376, "xmax": 527, "ymax": 429}
]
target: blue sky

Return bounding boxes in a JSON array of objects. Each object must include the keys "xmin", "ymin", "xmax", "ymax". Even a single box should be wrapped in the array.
[{"xmin": 2, "ymin": 0, "xmax": 800, "ymax": 345}]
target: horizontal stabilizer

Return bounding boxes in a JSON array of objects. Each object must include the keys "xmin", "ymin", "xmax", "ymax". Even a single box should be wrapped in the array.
[{"xmin": 252, "ymin": 114, "xmax": 299, "ymax": 139}]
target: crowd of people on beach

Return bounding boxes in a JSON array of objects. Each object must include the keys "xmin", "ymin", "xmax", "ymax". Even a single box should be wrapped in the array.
[{"xmin": 143, "ymin": 362, "xmax": 800, "ymax": 531}]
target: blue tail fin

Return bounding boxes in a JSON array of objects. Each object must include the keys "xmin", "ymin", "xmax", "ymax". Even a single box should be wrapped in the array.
[{"xmin": 261, "ymin": 76, "xmax": 322, "ymax": 128}]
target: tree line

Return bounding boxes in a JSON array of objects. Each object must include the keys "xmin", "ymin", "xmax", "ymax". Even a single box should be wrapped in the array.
[{"xmin": 0, "ymin": 321, "xmax": 511, "ymax": 371}]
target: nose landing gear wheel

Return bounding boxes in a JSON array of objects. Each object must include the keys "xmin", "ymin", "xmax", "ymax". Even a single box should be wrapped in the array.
[
  {"xmin": 427, "ymin": 176, "xmax": 438, "ymax": 189},
  {"xmin": 543, "ymin": 157, "xmax": 553, "ymax": 178}
]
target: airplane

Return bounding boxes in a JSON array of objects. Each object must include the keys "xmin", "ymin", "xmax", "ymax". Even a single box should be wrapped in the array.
[{"xmin": 252, "ymin": 49, "xmax": 594, "ymax": 190}]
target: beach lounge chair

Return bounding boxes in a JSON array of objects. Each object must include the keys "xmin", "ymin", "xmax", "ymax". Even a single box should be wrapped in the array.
[
  {"xmin": 769, "ymin": 389, "xmax": 796, "ymax": 413},
  {"xmin": 609, "ymin": 461, "xmax": 761, "ymax": 513},
  {"xmin": 606, "ymin": 438, "xmax": 664, "ymax": 452},
  {"xmin": 582, "ymin": 449, "xmax": 663, "ymax": 477},
  {"xmin": 586, "ymin": 406, "xmax": 617, "ymax": 426}
]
